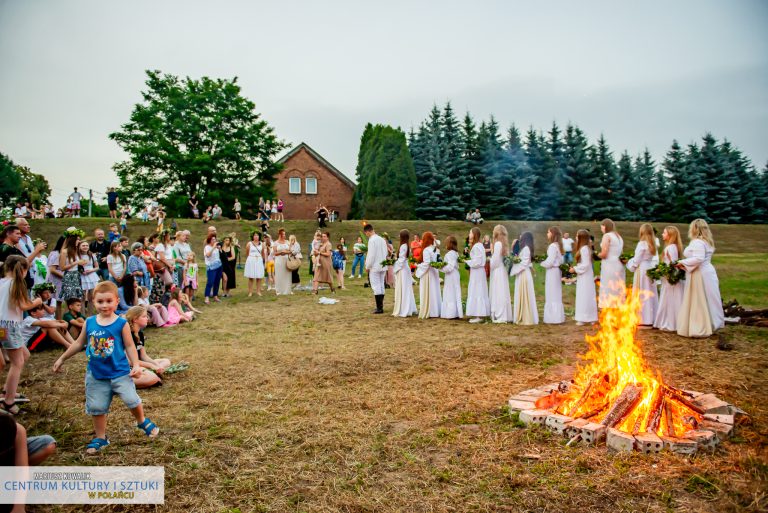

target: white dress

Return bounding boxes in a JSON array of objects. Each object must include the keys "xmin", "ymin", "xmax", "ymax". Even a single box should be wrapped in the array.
[
  {"xmin": 274, "ymin": 241, "xmax": 292, "ymax": 295},
  {"xmin": 417, "ymin": 245, "xmax": 441, "ymax": 318},
  {"xmin": 599, "ymin": 232, "xmax": 626, "ymax": 308},
  {"xmin": 465, "ymin": 243, "xmax": 490, "ymax": 317},
  {"xmin": 677, "ymin": 239, "xmax": 724, "ymax": 337},
  {"xmin": 627, "ymin": 241, "xmax": 658, "ymax": 325},
  {"xmin": 540, "ymin": 242, "xmax": 565, "ymax": 324},
  {"xmin": 489, "ymin": 241, "xmax": 513, "ymax": 323},
  {"xmin": 244, "ymin": 242, "xmax": 265, "ymax": 279},
  {"xmin": 440, "ymin": 250, "xmax": 463, "ymax": 319},
  {"xmin": 573, "ymin": 246, "xmax": 598, "ymax": 323},
  {"xmin": 653, "ymin": 245, "xmax": 683, "ymax": 331},
  {"xmin": 392, "ymin": 244, "xmax": 417, "ymax": 317},
  {"xmin": 80, "ymin": 254, "xmax": 100, "ymax": 291},
  {"xmin": 510, "ymin": 246, "xmax": 538, "ymax": 325}
]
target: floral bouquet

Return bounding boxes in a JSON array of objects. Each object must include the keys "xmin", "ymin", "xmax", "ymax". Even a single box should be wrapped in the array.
[
  {"xmin": 646, "ymin": 262, "xmax": 686, "ymax": 285},
  {"xmin": 380, "ymin": 257, "xmax": 395, "ymax": 267},
  {"xmin": 619, "ymin": 252, "xmax": 633, "ymax": 264},
  {"xmin": 532, "ymin": 254, "xmax": 546, "ymax": 264},
  {"xmin": 430, "ymin": 261, "xmax": 447, "ymax": 269},
  {"xmin": 408, "ymin": 256, "xmax": 418, "ymax": 266},
  {"xmin": 559, "ymin": 263, "xmax": 576, "ymax": 280}
]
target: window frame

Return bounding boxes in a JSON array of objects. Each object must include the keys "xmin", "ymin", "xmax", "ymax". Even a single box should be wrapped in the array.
[
  {"xmin": 305, "ymin": 176, "xmax": 318, "ymax": 195},
  {"xmin": 288, "ymin": 177, "xmax": 302, "ymax": 194}
]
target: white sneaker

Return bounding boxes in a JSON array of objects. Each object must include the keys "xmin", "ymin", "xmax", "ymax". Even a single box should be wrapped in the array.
[
  {"xmin": 349, "ymin": 274, "xmax": 354, "ymax": 278},
  {"xmin": 469, "ymin": 317, "xmax": 483, "ymax": 324},
  {"xmin": 357, "ymin": 275, "xmax": 362, "ymax": 279}
]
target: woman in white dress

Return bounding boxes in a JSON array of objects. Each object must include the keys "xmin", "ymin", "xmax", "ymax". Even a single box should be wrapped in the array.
[
  {"xmin": 598, "ymin": 218, "xmax": 626, "ymax": 309},
  {"xmin": 440, "ymin": 236, "xmax": 463, "ymax": 319},
  {"xmin": 539, "ymin": 226, "xmax": 565, "ymax": 324},
  {"xmin": 676, "ymin": 219, "xmax": 725, "ymax": 337},
  {"xmin": 392, "ymin": 229, "xmax": 417, "ymax": 317},
  {"xmin": 626, "ymin": 224, "xmax": 658, "ymax": 326},
  {"xmin": 465, "ymin": 227, "xmax": 490, "ymax": 323},
  {"xmin": 417, "ymin": 232, "xmax": 441, "ymax": 319},
  {"xmin": 653, "ymin": 226, "xmax": 684, "ymax": 331},
  {"xmin": 243, "ymin": 231, "xmax": 265, "ymax": 297},
  {"xmin": 570, "ymin": 229, "xmax": 598, "ymax": 325},
  {"xmin": 273, "ymin": 228, "xmax": 293, "ymax": 295},
  {"xmin": 510, "ymin": 231, "xmax": 538, "ymax": 325},
  {"xmin": 489, "ymin": 225, "xmax": 513, "ymax": 323}
]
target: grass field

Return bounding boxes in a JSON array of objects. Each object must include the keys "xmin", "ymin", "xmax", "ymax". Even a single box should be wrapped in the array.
[{"xmin": 14, "ymin": 218, "xmax": 768, "ymax": 512}]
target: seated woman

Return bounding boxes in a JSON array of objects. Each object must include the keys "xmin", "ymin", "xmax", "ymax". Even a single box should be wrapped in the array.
[{"xmin": 125, "ymin": 306, "xmax": 172, "ymax": 388}]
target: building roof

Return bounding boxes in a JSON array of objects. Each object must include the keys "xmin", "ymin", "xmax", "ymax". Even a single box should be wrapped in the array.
[{"xmin": 276, "ymin": 142, "xmax": 356, "ymax": 189}]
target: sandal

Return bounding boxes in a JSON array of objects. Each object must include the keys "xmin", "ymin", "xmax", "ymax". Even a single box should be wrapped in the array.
[
  {"xmin": 86, "ymin": 437, "xmax": 110, "ymax": 455},
  {"xmin": 137, "ymin": 418, "xmax": 160, "ymax": 438},
  {"xmin": 0, "ymin": 401, "xmax": 19, "ymax": 415},
  {"xmin": 0, "ymin": 392, "xmax": 30, "ymax": 404}
]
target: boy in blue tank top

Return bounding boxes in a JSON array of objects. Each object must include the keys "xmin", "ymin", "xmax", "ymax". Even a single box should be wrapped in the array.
[{"xmin": 53, "ymin": 281, "xmax": 160, "ymax": 454}]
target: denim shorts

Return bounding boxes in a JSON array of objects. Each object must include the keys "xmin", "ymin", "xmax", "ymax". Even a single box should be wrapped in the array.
[
  {"xmin": 28, "ymin": 435, "xmax": 56, "ymax": 456},
  {"xmin": 85, "ymin": 370, "xmax": 141, "ymax": 415},
  {"xmin": 1, "ymin": 323, "xmax": 24, "ymax": 350}
]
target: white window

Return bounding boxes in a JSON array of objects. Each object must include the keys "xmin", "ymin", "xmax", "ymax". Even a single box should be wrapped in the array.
[
  {"xmin": 305, "ymin": 177, "xmax": 318, "ymax": 195},
  {"xmin": 289, "ymin": 177, "xmax": 301, "ymax": 194}
]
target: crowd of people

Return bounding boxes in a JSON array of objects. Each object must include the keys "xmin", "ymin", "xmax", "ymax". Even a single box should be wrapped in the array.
[{"xmin": 371, "ymin": 218, "xmax": 724, "ymax": 340}]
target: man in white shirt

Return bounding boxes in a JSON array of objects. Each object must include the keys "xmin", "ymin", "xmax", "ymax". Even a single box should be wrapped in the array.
[
  {"xmin": 363, "ymin": 224, "xmax": 388, "ymax": 314},
  {"xmin": 562, "ymin": 232, "xmax": 575, "ymax": 264},
  {"xmin": 70, "ymin": 188, "xmax": 82, "ymax": 217}
]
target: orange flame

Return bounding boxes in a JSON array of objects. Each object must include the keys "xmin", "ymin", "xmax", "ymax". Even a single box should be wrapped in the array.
[{"xmin": 557, "ymin": 282, "xmax": 701, "ymax": 436}]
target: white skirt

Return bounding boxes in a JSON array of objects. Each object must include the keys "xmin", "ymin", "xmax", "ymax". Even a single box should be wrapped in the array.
[{"xmin": 244, "ymin": 256, "xmax": 264, "ymax": 279}]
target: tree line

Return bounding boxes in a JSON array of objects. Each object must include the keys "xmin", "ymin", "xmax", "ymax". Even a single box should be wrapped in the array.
[
  {"xmin": 354, "ymin": 102, "xmax": 768, "ymax": 223},
  {"xmin": 0, "ymin": 152, "xmax": 52, "ymax": 211}
]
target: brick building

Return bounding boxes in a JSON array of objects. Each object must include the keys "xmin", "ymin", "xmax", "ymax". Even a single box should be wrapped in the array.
[{"xmin": 274, "ymin": 142, "xmax": 356, "ymax": 220}]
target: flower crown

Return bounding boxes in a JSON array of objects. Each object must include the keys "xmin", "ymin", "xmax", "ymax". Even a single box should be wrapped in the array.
[
  {"xmin": 32, "ymin": 282, "xmax": 55, "ymax": 295},
  {"xmin": 63, "ymin": 227, "xmax": 86, "ymax": 238}
]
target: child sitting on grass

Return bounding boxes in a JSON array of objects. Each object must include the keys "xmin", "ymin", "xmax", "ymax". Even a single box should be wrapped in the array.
[
  {"xmin": 162, "ymin": 289, "xmax": 194, "ymax": 327},
  {"xmin": 32, "ymin": 283, "xmax": 57, "ymax": 320},
  {"xmin": 1, "ymin": 256, "xmax": 42, "ymax": 415},
  {"xmin": 126, "ymin": 306, "xmax": 171, "ymax": 389},
  {"xmin": 137, "ymin": 286, "xmax": 169, "ymax": 327},
  {"xmin": 62, "ymin": 297, "xmax": 86, "ymax": 339},
  {"xmin": 22, "ymin": 304, "xmax": 74, "ymax": 351},
  {"xmin": 53, "ymin": 281, "xmax": 159, "ymax": 455}
]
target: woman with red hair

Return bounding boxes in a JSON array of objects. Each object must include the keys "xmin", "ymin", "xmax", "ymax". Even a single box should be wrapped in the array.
[{"xmin": 416, "ymin": 231, "xmax": 441, "ymax": 318}]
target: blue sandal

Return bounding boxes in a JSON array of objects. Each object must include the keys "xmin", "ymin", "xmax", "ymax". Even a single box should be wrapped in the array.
[
  {"xmin": 86, "ymin": 437, "xmax": 110, "ymax": 454},
  {"xmin": 137, "ymin": 418, "xmax": 160, "ymax": 438}
]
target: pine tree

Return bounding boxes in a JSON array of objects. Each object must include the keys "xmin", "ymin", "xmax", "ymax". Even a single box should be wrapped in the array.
[
  {"xmin": 538, "ymin": 124, "xmax": 562, "ymax": 219},
  {"xmin": 632, "ymin": 149, "xmax": 656, "ymax": 221},
  {"xmin": 441, "ymin": 102, "xmax": 466, "ymax": 217},
  {"xmin": 615, "ymin": 152, "xmax": 638, "ymax": 220},
  {"xmin": 561, "ymin": 124, "xmax": 600, "ymax": 220},
  {"xmin": 719, "ymin": 140, "xmax": 750, "ymax": 223},
  {"xmin": 591, "ymin": 134, "xmax": 622, "ymax": 220},
  {"xmin": 664, "ymin": 140, "xmax": 689, "ymax": 220},
  {"xmin": 524, "ymin": 128, "xmax": 547, "ymax": 220},
  {"xmin": 461, "ymin": 113, "xmax": 486, "ymax": 210},
  {"xmin": 506, "ymin": 125, "xmax": 537, "ymax": 219},
  {"xmin": 682, "ymin": 143, "xmax": 708, "ymax": 221},
  {"xmin": 752, "ymin": 162, "xmax": 768, "ymax": 224},
  {"xmin": 479, "ymin": 117, "xmax": 508, "ymax": 219},
  {"xmin": 700, "ymin": 133, "xmax": 739, "ymax": 223}
]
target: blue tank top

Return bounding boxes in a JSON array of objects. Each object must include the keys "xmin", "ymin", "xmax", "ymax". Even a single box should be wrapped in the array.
[{"xmin": 85, "ymin": 316, "xmax": 130, "ymax": 379}]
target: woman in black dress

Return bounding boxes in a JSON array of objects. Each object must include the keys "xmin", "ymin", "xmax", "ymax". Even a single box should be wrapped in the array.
[{"xmin": 220, "ymin": 236, "xmax": 237, "ymax": 297}]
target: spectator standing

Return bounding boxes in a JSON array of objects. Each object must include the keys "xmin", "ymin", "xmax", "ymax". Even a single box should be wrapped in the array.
[
  {"xmin": 276, "ymin": 198, "xmax": 284, "ymax": 222},
  {"xmin": 349, "ymin": 236, "xmax": 365, "ymax": 279},
  {"xmin": 107, "ymin": 187, "xmax": 119, "ymax": 218},
  {"xmin": 90, "ymin": 229, "xmax": 111, "ymax": 281},
  {"xmin": 562, "ymin": 232, "xmax": 575, "ymax": 265},
  {"xmin": 189, "ymin": 194, "xmax": 199, "ymax": 218},
  {"xmin": 233, "ymin": 198, "xmax": 242, "ymax": 220},
  {"xmin": 203, "ymin": 234, "xmax": 222, "ymax": 304},
  {"xmin": 70, "ymin": 187, "xmax": 83, "ymax": 217}
]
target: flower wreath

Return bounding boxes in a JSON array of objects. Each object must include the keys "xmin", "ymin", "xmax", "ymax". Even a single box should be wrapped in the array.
[
  {"xmin": 63, "ymin": 227, "xmax": 86, "ymax": 239},
  {"xmin": 32, "ymin": 282, "xmax": 56, "ymax": 295}
]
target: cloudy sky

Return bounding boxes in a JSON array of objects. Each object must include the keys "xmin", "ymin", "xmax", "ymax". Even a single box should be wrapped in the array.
[{"xmin": 1, "ymin": 0, "xmax": 766, "ymax": 206}]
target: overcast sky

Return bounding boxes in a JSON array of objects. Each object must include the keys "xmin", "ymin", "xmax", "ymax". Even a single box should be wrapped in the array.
[{"xmin": 1, "ymin": 0, "xmax": 767, "ymax": 206}]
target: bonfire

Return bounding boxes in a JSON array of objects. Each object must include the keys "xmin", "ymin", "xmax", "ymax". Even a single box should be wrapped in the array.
[{"xmin": 509, "ymin": 285, "xmax": 742, "ymax": 453}]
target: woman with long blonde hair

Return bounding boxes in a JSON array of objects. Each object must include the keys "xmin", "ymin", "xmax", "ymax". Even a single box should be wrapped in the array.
[
  {"xmin": 598, "ymin": 218, "xmax": 626, "ymax": 308},
  {"xmin": 626, "ymin": 223, "xmax": 658, "ymax": 326},
  {"xmin": 653, "ymin": 226, "xmax": 684, "ymax": 331},
  {"xmin": 676, "ymin": 219, "xmax": 724, "ymax": 337},
  {"xmin": 539, "ymin": 226, "xmax": 565, "ymax": 324},
  {"xmin": 416, "ymin": 231, "xmax": 441, "ymax": 318},
  {"xmin": 571, "ymin": 229, "xmax": 597, "ymax": 325},
  {"xmin": 489, "ymin": 225, "xmax": 512, "ymax": 323}
]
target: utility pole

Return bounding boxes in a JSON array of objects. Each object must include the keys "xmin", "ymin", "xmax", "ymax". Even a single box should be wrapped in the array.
[{"xmin": 88, "ymin": 189, "xmax": 93, "ymax": 217}]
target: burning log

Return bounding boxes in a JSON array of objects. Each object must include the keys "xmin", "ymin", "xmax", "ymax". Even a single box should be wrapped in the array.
[
  {"xmin": 600, "ymin": 384, "xmax": 642, "ymax": 428},
  {"xmin": 646, "ymin": 388, "xmax": 665, "ymax": 433},
  {"xmin": 663, "ymin": 385, "xmax": 705, "ymax": 415},
  {"xmin": 663, "ymin": 399, "xmax": 676, "ymax": 437},
  {"xmin": 562, "ymin": 374, "xmax": 606, "ymax": 416},
  {"xmin": 577, "ymin": 402, "xmax": 608, "ymax": 420}
]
